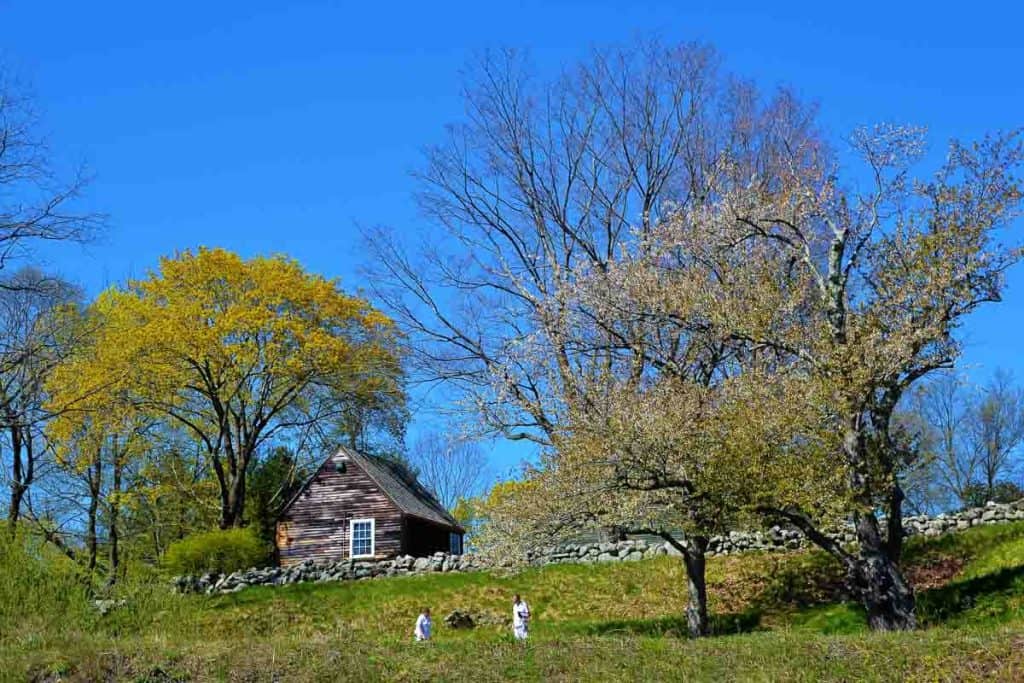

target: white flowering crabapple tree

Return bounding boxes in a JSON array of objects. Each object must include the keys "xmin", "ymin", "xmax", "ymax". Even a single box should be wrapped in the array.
[
  {"xmin": 635, "ymin": 125, "xmax": 1024, "ymax": 630},
  {"xmin": 365, "ymin": 40, "xmax": 823, "ymax": 638}
]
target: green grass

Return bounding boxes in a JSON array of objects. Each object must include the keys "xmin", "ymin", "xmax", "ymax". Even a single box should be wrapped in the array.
[{"xmin": 4, "ymin": 522, "xmax": 1024, "ymax": 681}]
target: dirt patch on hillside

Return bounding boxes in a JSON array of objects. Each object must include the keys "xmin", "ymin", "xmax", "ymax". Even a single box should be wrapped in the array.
[{"xmin": 905, "ymin": 556, "xmax": 965, "ymax": 591}]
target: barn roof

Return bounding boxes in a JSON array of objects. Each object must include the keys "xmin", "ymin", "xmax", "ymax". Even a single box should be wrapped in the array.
[
  {"xmin": 282, "ymin": 445, "xmax": 462, "ymax": 531},
  {"xmin": 343, "ymin": 447, "xmax": 462, "ymax": 530}
]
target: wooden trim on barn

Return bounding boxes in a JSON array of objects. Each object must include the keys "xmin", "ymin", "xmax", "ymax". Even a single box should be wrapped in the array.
[{"xmin": 349, "ymin": 518, "xmax": 375, "ymax": 558}]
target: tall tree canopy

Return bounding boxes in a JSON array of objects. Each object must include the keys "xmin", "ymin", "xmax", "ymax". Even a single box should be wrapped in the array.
[
  {"xmin": 367, "ymin": 40, "xmax": 821, "ymax": 448},
  {"xmin": 48, "ymin": 248, "xmax": 405, "ymax": 528},
  {"xmin": 369, "ymin": 40, "xmax": 823, "ymax": 637},
  {"xmin": 372, "ymin": 39, "xmax": 1024, "ymax": 635},
  {"xmin": 626, "ymin": 126, "xmax": 1024, "ymax": 630}
]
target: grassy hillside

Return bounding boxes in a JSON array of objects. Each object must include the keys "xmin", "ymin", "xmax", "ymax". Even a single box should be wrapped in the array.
[{"xmin": 4, "ymin": 522, "xmax": 1024, "ymax": 682}]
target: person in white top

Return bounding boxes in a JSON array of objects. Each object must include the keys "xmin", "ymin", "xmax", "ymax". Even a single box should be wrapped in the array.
[
  {"xmin": 512, "ymin": 594, "xmax": 530, "ymax": 640},
  {"xmin": 414, "ymin": 607, "xmax": 432, "ymax": 641}
]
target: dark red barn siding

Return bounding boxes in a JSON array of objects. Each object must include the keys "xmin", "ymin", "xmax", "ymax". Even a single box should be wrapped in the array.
[{"xmin": 277, "ymin": 450, "xmax": 403, "ymax": 566}]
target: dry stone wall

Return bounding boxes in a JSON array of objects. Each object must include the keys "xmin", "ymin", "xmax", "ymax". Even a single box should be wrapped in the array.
[{"xmin": 174, "ymin": 500, "xmax": 1024, "ymax": 595}]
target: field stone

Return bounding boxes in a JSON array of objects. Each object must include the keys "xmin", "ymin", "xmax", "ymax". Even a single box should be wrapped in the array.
[
  {"xmin": 92, "ymin": 599, "xmax": 127, "ymax": 616},
  {"xmin": 444, "ymin": 610, "xmax": 475, "ymax": 629}
]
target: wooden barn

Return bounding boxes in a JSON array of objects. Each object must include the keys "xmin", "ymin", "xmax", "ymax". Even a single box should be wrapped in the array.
[{"xmin": 275, "ymin": 446, "xmax": 464, "ymax": 566}]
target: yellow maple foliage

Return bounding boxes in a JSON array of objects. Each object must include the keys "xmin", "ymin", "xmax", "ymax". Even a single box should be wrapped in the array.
[{"xmin": 47, "ymin": 248, "xmax": 404, "ymax": 528}]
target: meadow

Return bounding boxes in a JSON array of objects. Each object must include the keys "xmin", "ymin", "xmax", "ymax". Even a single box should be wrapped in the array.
[{"xmin": 3, "ymin": 522, "xmax": 1024, "ymax": 682}]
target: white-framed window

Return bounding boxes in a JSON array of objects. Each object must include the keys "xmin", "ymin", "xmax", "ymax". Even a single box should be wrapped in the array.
[
  {"xmin": 449, "ymin": 532, "xmax": 463, "ymax": 555},
  {"xmin": 350, "ymin": 518, "xmax": 375, "ymax": 558}
]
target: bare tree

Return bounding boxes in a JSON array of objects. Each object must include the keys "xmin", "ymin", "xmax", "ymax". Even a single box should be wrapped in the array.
[
  {"xmin": 0, "ymin": 64, "xmax": 99, "ymax": 532},
  {"xmin": 906, "ymin": 372, "xmax": 977, "ymax": 509},
  {"xmin": 966, "ymin": 370, "xmax": 1024, "ymax": 503},
  {"xmin": 904, "ymin": 370, "xmax": 1024, "ymax": 510},
  {"xmin": 407, "ymin": 431, "xmax": 488, "ymax": 511},
  {"xmin": 364, "ymin": 40, "xmax": 823, "ymax": 637},
  {"xmin": 0, "ymin": 268, "xmax": 80, "ymax": 530},
  {"xmin": 365, "ymin": 41, "xmax": 820, "ymax": 447},
  {"xmin": 0, "ymin": 66, "xmax": 101, "ymax": 282}
]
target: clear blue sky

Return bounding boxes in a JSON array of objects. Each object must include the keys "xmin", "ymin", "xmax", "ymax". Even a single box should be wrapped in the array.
[{"xmin": 2, "ymin": 0, "xmax": 1022, "ymax": 477}]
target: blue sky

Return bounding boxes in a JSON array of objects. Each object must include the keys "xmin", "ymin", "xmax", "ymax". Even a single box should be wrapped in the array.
[{"xmin": 2, "ymin": 0, "xmax": 1022, "ymax": 478}]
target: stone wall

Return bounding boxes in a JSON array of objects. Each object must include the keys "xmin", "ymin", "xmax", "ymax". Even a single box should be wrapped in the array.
[
  {"xmin": 174, "ymin": 551, "xmax": 486, "ymax": 595},
  {"xmin": 174, "ymin": 500, "xmax": 1024, "ymax": 595},
  {"xmin": 534, "ymin": 500, "xmax": 1024, "ymax": 564}
]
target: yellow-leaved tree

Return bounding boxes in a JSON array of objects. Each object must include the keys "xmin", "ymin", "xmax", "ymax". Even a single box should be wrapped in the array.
[{"xmin": 49, "ymin": 248, "xmax": 404, "ymax": 529}]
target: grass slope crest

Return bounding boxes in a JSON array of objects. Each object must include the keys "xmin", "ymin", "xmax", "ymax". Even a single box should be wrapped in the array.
[{"xmin": 2, "ymin": 522, "xmax": 1024, "ymax": 681}]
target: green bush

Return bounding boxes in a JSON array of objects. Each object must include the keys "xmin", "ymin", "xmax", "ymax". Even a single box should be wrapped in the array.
[
  {"xmin": 0, "ymin": 528, "xmax": 93, "ymax": 645},
  {"xmin": 161, "ymin": 527, "xmax": 269, "ymax": 575}
]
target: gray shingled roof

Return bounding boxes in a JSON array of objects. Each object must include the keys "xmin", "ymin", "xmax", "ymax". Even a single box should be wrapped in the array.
[{"xmin": 340, "ymin": 446, "xmax": 462, "ymax": 530}]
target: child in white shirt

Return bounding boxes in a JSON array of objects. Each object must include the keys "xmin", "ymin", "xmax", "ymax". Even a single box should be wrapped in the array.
[{"xmin": 414, "ymin": 607, "xmax": 432, "ymax": 641}]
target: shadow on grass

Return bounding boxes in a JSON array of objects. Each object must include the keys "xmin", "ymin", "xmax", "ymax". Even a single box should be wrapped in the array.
[
  {"xmin": 783, "ymin": 602, "xmax": 867, "ymax": 635},
  {"xmin": 579, "ymin": 609, "xmax": 763, "ymax": 638},
  {"xmin": 917, "ymin": 565, "xmax": 1024, "ymax": 624}
]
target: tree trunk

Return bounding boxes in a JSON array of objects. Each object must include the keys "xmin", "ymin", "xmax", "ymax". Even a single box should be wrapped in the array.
[
  {"xmin": 839, "ymin": 416, "xmax": 917, "ymax": 631},
  {"xmin": 885, "ymin": 481, "xmax": 906, "ymax": 562},
  {"xmin": 216, "ymin": 442, "xmax": 251, "ymax": 528},
  {"xmin": 8, "ymin": 483, "xmax": 25, "ymax": 533},
  {"xmin": 986, "ymin": 462, "xmax": 997, "ymax": 504},
  {"xmin": 219, "ymin": 500, "xmax": 235, "ymax": 528},
  {"xmin": 757, "ymin": 502, "xmax": 917, "ymax": 633},
  {"xmin": 7, "ymin": 425, "xmax": 26, "ymax": 533},
  {"xmin": 220, "ymin": 470, "xmax": 247, "ymax": 528},
  {"xmin": 86, "ymin": 452, "xmax": 102, "ymax": 572},
  {"xmin": 681, "ymin": 535, "xmax": 710, "ymax": 638},
  {"xmin": 108, "ymin": 457, "xmax": 122, "ymax": 584},
  {"xmin": 849, "ymin": 512, "xmax": 916, "ymax": 631}
]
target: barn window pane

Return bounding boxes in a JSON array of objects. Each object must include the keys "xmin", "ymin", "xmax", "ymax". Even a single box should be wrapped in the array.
[
  {"xmin": 449, "ymin": 532, "xmax": 462, "ymax": 555},
  {"xmin": 350, "ymin": 519, "xmax": 374, "ymax": 557}
]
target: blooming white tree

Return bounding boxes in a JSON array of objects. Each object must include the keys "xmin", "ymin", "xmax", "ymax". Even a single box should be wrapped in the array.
[
  {"xmin": 633, "ymin": 125, "xmax": 1024, "ymax": 630},
  {"xmin": 366, "ymin": 40, "xmax": 824, "ymax": 638}
]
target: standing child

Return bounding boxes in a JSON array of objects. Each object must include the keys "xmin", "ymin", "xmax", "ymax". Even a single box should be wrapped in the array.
[
  {"xmin": 512, "ymin": 594, "xmax": 530, "ymax": 641},
  {"xmin": 414, "ymin": 607, "xmax": 432, "ymax": 641}
]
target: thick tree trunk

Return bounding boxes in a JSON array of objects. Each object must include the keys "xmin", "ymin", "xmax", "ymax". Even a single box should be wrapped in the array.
[
  {"xmin": 758, "ymin": 502, "xmax": 917, "ymax": 632},
  {"xmin": 218, "ymin": 491, "xmax": 232, "ymax": 529},
  {"xmin": 681, "ymin": 535, "xmax": 710, "ymax": 638},
  {"xmin": 849, "ymin": 512, "xmax": 916, "ymax": 631},
  {"xmin": 885, "ymin": 482, "xmax": 906, "ymax": 562},
  {"xmin": 220, "ymin": 472, "xmax": 247, "ymax": 528},
  {"xmin": 840, "ymin": 416, "xmax": 917, "ymax": 631},
  {"xmin": 216, "ymin": 442, "xmax": 252, "ymax": 528}
]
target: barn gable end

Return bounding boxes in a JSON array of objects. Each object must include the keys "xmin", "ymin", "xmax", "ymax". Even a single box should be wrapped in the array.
[
  {"xmin": 275, "ymin": 446, "xmax": 464, "ymax": 567},
  {"xmin": 276, "ymin": 449, "xmax": 404, "ymax": 566}
]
